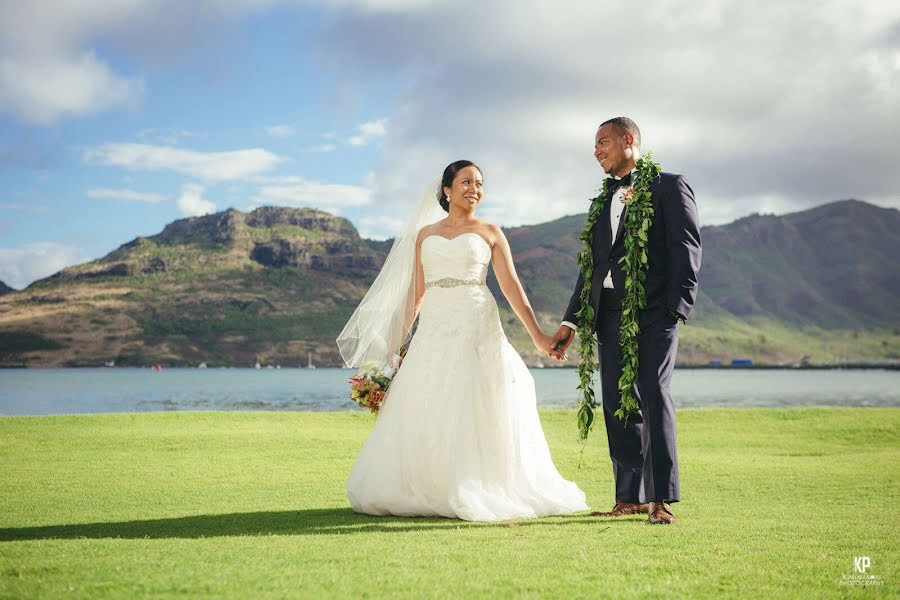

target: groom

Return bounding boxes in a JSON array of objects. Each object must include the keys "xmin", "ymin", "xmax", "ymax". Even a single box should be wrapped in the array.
[{"xmin": 550, "ymin": 117, "xmax": 701, "ymax": 525}]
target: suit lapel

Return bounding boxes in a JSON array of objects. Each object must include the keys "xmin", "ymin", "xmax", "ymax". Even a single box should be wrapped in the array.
[
  {"xmin": 612, "ymin": 202, "xmax": 627, "ymax": 251},
  {"xmin": 593, "ymin": 193, "xmax": 612, "ymax": 254}
]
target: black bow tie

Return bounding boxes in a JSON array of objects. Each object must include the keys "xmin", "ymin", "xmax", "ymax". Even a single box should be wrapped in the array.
[{"xmin": 606, "ymin": 172, "xmax": 632, "ymax": 193}]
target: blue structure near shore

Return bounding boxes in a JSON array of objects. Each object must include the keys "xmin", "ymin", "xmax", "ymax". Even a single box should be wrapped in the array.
[{"xmin": 731, "ymin": 359, "xmax": 753, "ymax": 366}]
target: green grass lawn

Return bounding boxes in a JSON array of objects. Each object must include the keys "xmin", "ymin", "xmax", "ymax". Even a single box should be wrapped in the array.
[{"xmin": 1, "ymin": 409, "xmax": 897, "ymax": 598}]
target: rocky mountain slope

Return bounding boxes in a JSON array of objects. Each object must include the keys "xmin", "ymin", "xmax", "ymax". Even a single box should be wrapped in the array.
[{"xmin": 0, "ymin": 200, "xmax": 897, "ymax": 367}]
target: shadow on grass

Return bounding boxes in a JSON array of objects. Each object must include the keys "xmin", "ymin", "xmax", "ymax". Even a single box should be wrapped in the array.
[{"xmin": 0, "ymin": 508, "xmax": 644, "ymax": 541}]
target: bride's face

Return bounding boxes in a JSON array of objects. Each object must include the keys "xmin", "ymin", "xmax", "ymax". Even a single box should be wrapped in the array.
[{"xmin": 444, "ymin": 166, "xmax": 483, "ymax": 210}]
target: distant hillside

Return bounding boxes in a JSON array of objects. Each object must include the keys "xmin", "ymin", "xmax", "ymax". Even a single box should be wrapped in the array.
[
  {"xmin": 489, "ymin": 199, "xmax": 900, "ymax": 364},
  {"xmin": 0, "ymin": 200, "xmax": 897, "ymax": 367},
  {"xmin": 0, "ymin": 280, "xmax": 14, "ymax": 296},
  {"xmin": 697, "ymin": 200, "xmax": 899, "ymax": 328},
  {"xmin": 0, "ymin": 207, "xmax": 387, "ymax": 367},
  {"xmin": 491, "ymin": 199, "xmax": 900, "ymax": 327}
]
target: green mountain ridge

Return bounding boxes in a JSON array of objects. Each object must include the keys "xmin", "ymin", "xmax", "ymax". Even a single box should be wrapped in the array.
[
  {"xmin": 696, "ymin": 200, "xmax": 899, "ymax": 328},
  {"xmin": 0, "ymin": 200, "xmax": 897, "ymax": 367}
]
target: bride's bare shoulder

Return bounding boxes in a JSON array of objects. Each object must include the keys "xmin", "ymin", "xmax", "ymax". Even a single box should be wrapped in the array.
[
  {"xmin": 416, "ymin": 222, "xmax": 443, "ymax": 245},
  {"xmin": 478, "ymin": 222, "xmax": 505, "ymax": 247}
]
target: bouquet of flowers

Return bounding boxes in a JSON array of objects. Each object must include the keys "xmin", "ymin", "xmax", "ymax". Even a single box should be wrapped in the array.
[{"xmin": 348, "ymin": 350, "xmax": 404, "ymax": 414}]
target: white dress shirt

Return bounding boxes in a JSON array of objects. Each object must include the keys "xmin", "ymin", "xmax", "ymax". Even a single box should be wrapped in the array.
[{"xmin": 561, "ymin": 168, "xmax": 635, "ymax": 332}]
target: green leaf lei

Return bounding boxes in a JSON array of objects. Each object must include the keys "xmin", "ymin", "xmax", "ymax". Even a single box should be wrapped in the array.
[{"xmin": 575, "ymin": 153, "xmax": 662, "ymax": 440}]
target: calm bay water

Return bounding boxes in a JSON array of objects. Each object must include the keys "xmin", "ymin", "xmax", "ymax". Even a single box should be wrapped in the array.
[{"xmin": 0, "ymin": 368, "xmax": 898, "ymax": 416}]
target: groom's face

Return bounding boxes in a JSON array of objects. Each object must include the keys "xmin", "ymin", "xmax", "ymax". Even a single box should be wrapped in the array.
[{"xmin": 594, "ymin": 124, "xmax": 630, "ymax": 175}]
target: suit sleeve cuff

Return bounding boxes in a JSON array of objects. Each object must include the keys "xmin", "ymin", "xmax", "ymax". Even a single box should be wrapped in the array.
[
  {"xmin": 667, "ymin": 309, "xmax": 687, "ymax": 324},
  {"xmin": 561, "ymin": 321, "xmax": 577, "ymax": 331}
]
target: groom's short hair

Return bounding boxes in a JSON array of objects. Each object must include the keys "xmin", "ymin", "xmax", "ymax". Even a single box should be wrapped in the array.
[{"xmin": 601, "ymin": 117, "xmax": 641, "ymax": 149}]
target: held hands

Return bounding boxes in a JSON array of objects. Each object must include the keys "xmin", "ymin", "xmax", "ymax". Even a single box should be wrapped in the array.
[
  {"xmin": 531, "ymin": 330, "xmax": 556, "ymax": 357},
  {"xmin": 531, "ymin": 326, "xmax": 574, "ymax": 362},
  {"xmin": 548, "ymin": 325, "xmax": 575, "ymax": 362}
]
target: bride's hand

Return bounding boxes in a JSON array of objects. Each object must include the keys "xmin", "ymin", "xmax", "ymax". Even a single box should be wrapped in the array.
[{"xmin": 531, "ymin": 331, "xmax": 555, "ymax": 356}]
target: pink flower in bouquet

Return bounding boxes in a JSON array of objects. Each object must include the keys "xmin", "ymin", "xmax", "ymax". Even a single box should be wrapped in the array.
[
  {"xmin": 347, "ymin": 354, "xmax": 403, "ymax": 414},
  {"xmin": 367, "ymin": 389, "xmax": 386, "ymax": 413}
]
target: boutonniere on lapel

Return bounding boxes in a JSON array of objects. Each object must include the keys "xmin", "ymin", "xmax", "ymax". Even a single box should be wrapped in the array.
[{"xmin": 574, "ymin": 153, "xmax": 662, "ymax": 442}]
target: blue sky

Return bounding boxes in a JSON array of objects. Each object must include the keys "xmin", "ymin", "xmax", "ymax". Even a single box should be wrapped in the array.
[{"xmin": 1, "ymin": 1, "xmax": 898, "ymax": 289}]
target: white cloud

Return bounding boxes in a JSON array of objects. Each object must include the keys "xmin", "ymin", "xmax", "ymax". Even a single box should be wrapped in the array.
[
  {"xmin": 266, "ymin": 124, "xmax": 296, "ymax": 138},
  {"xmin": 253, "ymin": 178, "xmax": 372, "ymax": 210},
  {"xmin": 0, "ymin": 1, "xmax": 365, "ymax": 124},
  {"xmin": 356, "ymin": 215, "xmax": 406, "ymax": 240},
  {"xmin": 84, "ymin": 143, "xmax": 283, "ymax": 181},
  {"xmin": 252, "ymin": 175, "xmax": 305, "ymax": 184},
  {"xmin": 87, "ymin": 188, "xmax": 166, "ymax": 203},
  {"xmin": 321, "ymin": 0, "xmax": 440, "ymax": 9},
  {"xmin": 136, "ymin": 128, "xmax": 197, "ymax": 145},
  {"xmin": 297, "ymin": 144, "xmax": 337, "ymax": 153},
  {"xmin": 0, "ymin": 1, "xmax": 285, "ymax": 124},
  {"xmin": 0, "ymin": 1, "xmax": 420, "ymax": 125},
  {"xmin": 4, "ymin": 0, "xmax": 897, "ymax": 230},
  {"xmin": 697, "ymin": 192, "xmax": 813, "ymax": 226},
  {"xmin": 348, "ymin": 118, "xmax": 388, "ymax": 146},
  {"xmin": 0, "ymin": 242, "xmax": 87, "ymax": 290},
  {"xmin": 314, "ymin": 0, "xmax": 900, "ymax": 226},
  {"xmin": 359, "ymin": 119, "xmax": 387, "ymax": 135},
  {"xmin": 177, "ymin": 184, "xmax": 216, "ymax": 217},
  {"xmin": 0, "ymin": 50, "xmax": 143, "ymax": 124}
]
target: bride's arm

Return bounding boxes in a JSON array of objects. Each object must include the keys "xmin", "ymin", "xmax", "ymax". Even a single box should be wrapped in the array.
[
  {"xmin": 488, "ymin": 226, "xmax": 552, "ymax": 353},
  {"xmin": 412, "ymin": 228, "xmax": 428, "ymax": 319}
]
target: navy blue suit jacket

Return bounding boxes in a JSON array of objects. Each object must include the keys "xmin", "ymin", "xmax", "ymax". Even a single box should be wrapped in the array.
[{"xmin": 562, "ymin": 172, "xmax": 702, "ymax": 331}]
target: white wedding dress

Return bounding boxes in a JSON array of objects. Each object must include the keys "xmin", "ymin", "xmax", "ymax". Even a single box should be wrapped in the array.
[{"xmin": 347, "ymin": 232, "xmax": 587, "ymax": 521}]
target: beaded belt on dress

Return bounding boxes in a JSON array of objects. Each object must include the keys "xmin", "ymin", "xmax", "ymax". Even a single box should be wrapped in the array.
[{"xmin": 425, "ymin": 277, "xmax": 486, "ymax": 289}]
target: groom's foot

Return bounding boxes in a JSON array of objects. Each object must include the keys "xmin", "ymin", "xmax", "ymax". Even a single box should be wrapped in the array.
[
  {"xmin": 588, "ymin": 502, "xmax": 650, "ymax": 517},
  {"xmin": 648, "ymin": 501, "xmax": 676, "ymax": 525}
]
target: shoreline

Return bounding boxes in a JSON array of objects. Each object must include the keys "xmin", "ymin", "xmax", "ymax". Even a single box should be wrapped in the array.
[{"xmin": 1, "ymin": 363, "xmax": 899, "ymax": 370}]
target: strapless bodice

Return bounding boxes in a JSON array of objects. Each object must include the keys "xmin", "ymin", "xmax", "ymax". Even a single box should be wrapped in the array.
[{"xmin": 421, "ymin": 233, "xmax": 491, "ymax": 284}]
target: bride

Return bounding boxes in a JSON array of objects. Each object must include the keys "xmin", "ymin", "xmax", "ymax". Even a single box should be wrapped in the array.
[{"xmin": 337, "ymin": 160, "xmax": 587, "ymax": 521}]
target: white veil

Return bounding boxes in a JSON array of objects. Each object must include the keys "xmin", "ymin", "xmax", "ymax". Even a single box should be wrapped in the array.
[{"xmin": 336, "ymin": 182, "xmax": 445, "ymax": 368}]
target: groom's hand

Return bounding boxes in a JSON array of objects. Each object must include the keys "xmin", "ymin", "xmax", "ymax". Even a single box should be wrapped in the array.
[{"xmin": 549, "ymin": 326, "xmax": 575, "ymax": 361}]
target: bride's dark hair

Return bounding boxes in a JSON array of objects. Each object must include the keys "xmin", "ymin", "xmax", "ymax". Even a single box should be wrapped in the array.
[{"xmin": 438, "ymin": 160, "xmax": 482, "ymax": 212}]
